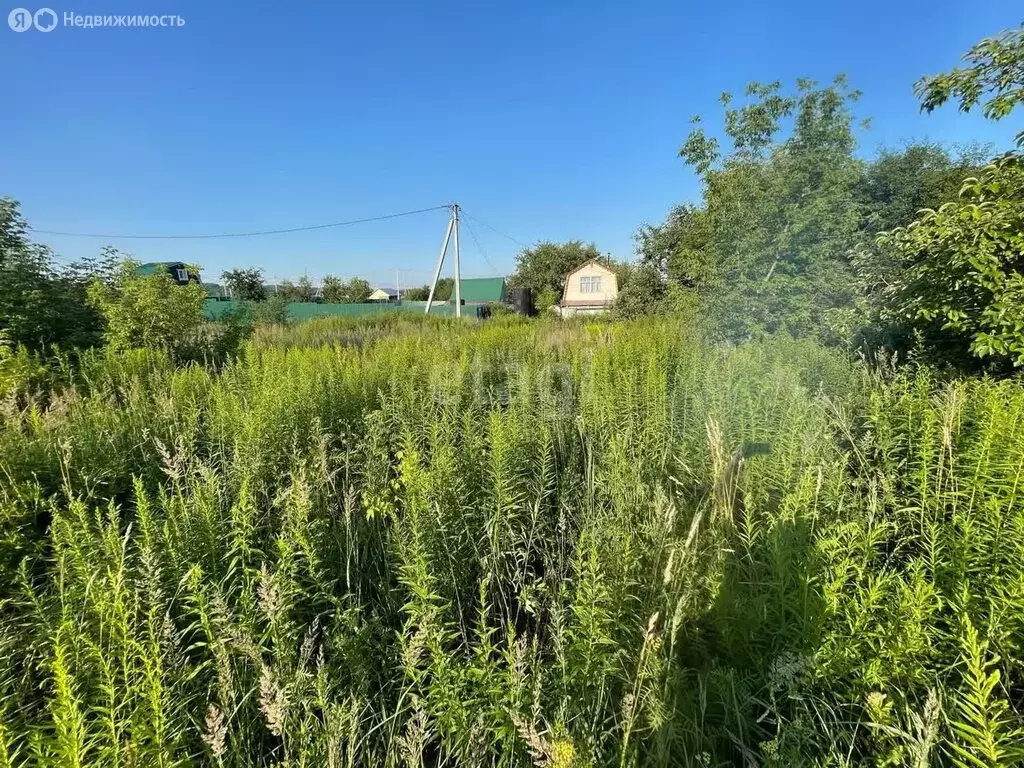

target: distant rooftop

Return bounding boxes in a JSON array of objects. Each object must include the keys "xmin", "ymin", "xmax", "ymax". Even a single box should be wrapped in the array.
[{"xmin": 457, "ymin": 276, "xmax": 506, "ymax": 303}]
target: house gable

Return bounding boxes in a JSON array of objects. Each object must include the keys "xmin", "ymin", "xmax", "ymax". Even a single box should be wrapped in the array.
[{"xmin": 560, "ymin": 260, "xmax": 618, "ymax": 308}]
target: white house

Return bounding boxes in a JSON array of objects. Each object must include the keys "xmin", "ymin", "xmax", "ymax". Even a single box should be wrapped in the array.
[
  {"xmin": 557, "ymin": 259, "xmax": 618, "ymax": 316},
  {"xmin": 367, "ymin": 288, "xmax": 393, "ymax": 302}
]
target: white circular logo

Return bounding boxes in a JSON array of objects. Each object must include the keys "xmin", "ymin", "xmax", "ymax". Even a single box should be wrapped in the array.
[
  {"xmin": 33, "ymin": 7, "xmax": 56, "ymax": 31},
  {"xmin": 8, "ymin": 7, "xmax": 33, "ymax": 31}
]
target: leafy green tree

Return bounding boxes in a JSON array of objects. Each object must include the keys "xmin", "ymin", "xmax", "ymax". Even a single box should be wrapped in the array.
[
  {"xmin": 87, "ymin": 259, "xmax": 207, "ymax": 357},
  {"xmin": 277, "ymin": 279, "xmax": 303, "ymax": 302},
  {"xmin": 916, "ymin": 24, "xmax": 1024, "ymax": 147},
  {"xmin": 635, "ymin": 204, "xmax": 710, "ymax": 286},
  {"xmin": 0, "ymin": 199, "xmax": 114, "ymax": 351},
  {"xmin": 401, "ymin": 285, "xmax": 429, "ymax": 301},
  {"xmin": 509, "ymin": 241, "xmax": 613, "ymax": 297},
  {"xmin": 613, "ymin": 264, "xmax": 668, "ymax": 319},
  {"xmin": 878, "ymin": 154, "xmax": 1024, "ymax": 369},
  {"xmin": 852, "ymin": 143, "xmax": 986, "ymax": 359},
  {"xmin": 677, "ymin": 77, "xmax": 867, "ymax": 342},
  {"xmin": 402, "ymin": 278, "xmax": 453, "ymax": 302},
  {"xmin": 340, "ymin": 277, "xmax": 372, "ymax": 303},
  {"xmin": 221, "ymin": 268, "xmax": 266, "ymax": 301},
  {"xmin": 535, "ymin": 287, "xmax": 559, "ymax": 313},
  {"xmin": 297, "ymin": 275, "xmax": 316, "ymax": 302},
  {"xmin": 873, "ymin": 24, "xmax": 1024, "ymax": 370},
  {"xmin": 321, "ymin": 275, "xmax": 344, "ymax": 303},
  {"xmin": 856, "ymin": 143, "xmax": 986, "ymax": 234}
]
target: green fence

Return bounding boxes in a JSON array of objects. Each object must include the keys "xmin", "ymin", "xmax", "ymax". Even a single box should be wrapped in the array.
[{"xmin": 203, "ymin": 299, "xmax": 461, "ymax": 321}]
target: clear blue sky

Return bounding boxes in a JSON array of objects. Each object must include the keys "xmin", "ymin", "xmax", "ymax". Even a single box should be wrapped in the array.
[{"xmin": 2, "ymin": 0, "xmax": 1020, "ymax": 287}]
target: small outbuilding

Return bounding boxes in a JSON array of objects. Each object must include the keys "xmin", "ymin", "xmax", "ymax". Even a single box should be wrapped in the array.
[
  {"xmin": 557, "ymin": 259, "xmax": 618, "ymax": 316},
  {"xmin": 137, "ymin": 261, "xmax": 199, "ymax": 286},
  {"xmin": 458, "ymin": 277, "xmax": 507, "ymax": 304}
]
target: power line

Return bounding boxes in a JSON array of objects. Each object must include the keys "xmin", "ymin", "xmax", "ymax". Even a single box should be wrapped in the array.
[
  {"xmin": 28, "ymin": 205, "xmax": 450, "ymax": 240},
  {"xmin": 461, "ymin": 211, "xmax": 529, "ymax": 249},
  {"xmin": 461, "ymin": 217, "xmax": 503, "ymax": 276}
]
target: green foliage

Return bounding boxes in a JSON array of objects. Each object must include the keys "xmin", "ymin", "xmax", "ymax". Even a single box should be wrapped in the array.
[
  {"xmin": 321, "ymin": 275, "xmax": 373, "ymax": 303},
  {"xmin": 404, "ymin": 277, "xmax": 453, "ymax": 302},
  {"xmin": 221, "ymin": 267, "xmax": 266, "ymax": 301},
  {"xmin": 276, "ymin": 279, "xmax": 303, "ymax": 302},
  {"xmin": 534, "ymin": 286, "xmax": 558, "ymax": 313},
  {"xmin": 948, "ymin": 620, "xmax": 1024, "ymax": 767},
  {"xmin": 251, "ymin": 292, "xmax": 291, "ymax": 325},
  {"xmin": 0, "ymin": 332, "xmax": 47, "ymax": 398},
  {"xmin": 676, "ymin": 77, "xmax": 867, "ymax": 342},
  {"xmin": 877, "ymin": 154, "xmax": 1024, "ymax": 368},
  {"xmin": 0, "ymin": 199, "xmax": 115, "ymax": 351},
  {"xmin": 916, "ymin": 24, "xmax": 1024, "ymax": 147},
  {"xmin": 509, "ymin": 241, "xmax": 613, "ymax": 297},
  {"xmin": 1, "ymin": 316, "xmax": 1023, "ymax": 765},
  {"xmin": 635, "ymin": 204, "xmax": 710, "ymax": 285},
  {"xmin": 321, "ymin": 274, "xmax": 344, "ymax": 303},
  {"xmin": 856, "ymin": 143, "xmax": 986, "ymax": 234},
  {"xmin": 297, "ymin": 275, "xmax": 315, "ymax": 302},
  {"xmin": 87, "ymin": 259, "xmax": 208, "ymax": 358},
  {"xmin": 342, "ymin": 276, "xmax": 372, "ymax": 303},
  {"xmin": 613, "ymin": 264, "xmax": 668, "ymax": 319}
]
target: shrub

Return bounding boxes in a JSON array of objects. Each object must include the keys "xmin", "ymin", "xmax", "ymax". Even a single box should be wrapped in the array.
[{"xmin": 87, "ymin": 259, "xmax": 208, "ymax": 359}]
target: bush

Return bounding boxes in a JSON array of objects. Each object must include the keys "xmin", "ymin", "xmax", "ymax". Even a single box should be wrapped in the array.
[
  {"xmin": 0, "ymin": 332, "xmax": 48, "ymax": 398},
  {"xmin": 251, "ymin": 292, "xmax": 291, "ymax": 325},
  {"xmin": 87, "ymin": 259, "xmax": 208, "ymax": 360},
  {"xmin": 877, "ymin": 154, "xmax": 1024, "ymax": 370}
]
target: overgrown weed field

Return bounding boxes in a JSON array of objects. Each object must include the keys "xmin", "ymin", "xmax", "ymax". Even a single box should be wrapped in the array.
[{"xmin": 1, "ymin": 315, "xmax": 1023, "ymax": 766}]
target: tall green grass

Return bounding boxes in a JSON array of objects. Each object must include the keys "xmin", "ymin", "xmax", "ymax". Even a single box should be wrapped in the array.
[{"xmin": 0, "ymin": 315, "xmax": 1022, "ymax": 766}]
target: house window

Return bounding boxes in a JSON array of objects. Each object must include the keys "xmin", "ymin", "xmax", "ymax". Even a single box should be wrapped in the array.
[
  {"xmin": 174, "ymin": 268, "xmax": 188, "ymax": 284},
  {"xmin": 580, "ymin": 275, "xmax": 602, "ymax": 293}
]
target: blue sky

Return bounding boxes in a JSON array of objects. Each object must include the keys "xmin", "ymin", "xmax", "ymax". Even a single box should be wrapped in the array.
[{"xmin": 2, "ymin": 0, "xmax": 1020, "ymax": 287}]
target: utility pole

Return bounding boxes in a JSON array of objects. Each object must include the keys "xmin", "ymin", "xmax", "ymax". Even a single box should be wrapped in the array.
[
  {"xmin": 396, "ymin": 269, "xmax": 401, "ymax": 302},
  {"xmin": 425, "ymin": 203, "xmax": 463, "ymax": 317},
  {"xmin": 452, "ymin": 204, "xmax": 461, "ymax": 318}
]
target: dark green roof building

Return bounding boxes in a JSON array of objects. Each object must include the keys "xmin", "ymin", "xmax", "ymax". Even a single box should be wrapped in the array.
[
  {"xmin": 457, "ymin": 277, "xmax": 506, "ymax": 304},
  {"xmin": 136, "ymin": 261, "xmax": 199, "ymax": 286}
]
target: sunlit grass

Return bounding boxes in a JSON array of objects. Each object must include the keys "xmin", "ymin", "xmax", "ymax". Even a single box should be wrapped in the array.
[{"xmin": 0, "ymin": 315, "xmax": 1021, "ymax": 766}]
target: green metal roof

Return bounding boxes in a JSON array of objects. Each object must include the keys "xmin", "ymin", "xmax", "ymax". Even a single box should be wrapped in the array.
[{"xmin": 457, "ymin": 277, "xmax": 506, "ymax": 303}]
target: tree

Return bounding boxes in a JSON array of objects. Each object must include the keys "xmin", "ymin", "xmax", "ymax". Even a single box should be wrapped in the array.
[
  {"xmin": 277, "ymin": 280, "xmax": 302, "ymax": 302},
  {"xmin": 635, "ymin": 204, "xmax": 710, "ymax": 287},
  {"xmin": 402, "ymin": 278, "xmax": 452, "ymax": 302},
  {"xmin": 872, "ymin": 24, "xmax": 1024, "ymax": 370},
  {"xmin": 613, "ymin": 264, "xmax": 668, "ymax": 319},
  {"xmin": 252, "ymin": 293, "xmax": 290, "ymax": 325},
  {"xmin": 915, "ymin": 24, "xmax": 1024, "ymax": 147},
  {"xmin": 221, "ymin": 268, "xmax": 266, "ymax": 301},
  {"xmin": 877, "ymin": 155, "xmax": 1024, "ymax": 369},
  {"xmin": 401, "ymin": 285, "xmax": 428, "ymax": 301},
  {"xmin": 297, "ymin": 276, "xmax": 316, "ymax": 303},
  {"xmin": 87, "ymin": 259, "xmax": 207, "ymax": 358},
  {"xmin": 855, "ymin": 143, "xmax": 986, "ymax": 234},
  {"xmin": 0, "ymin": 198, "xmax": 113, "ymax": 351},
  {"xmin": 340, "ymin": 277, "xmax": 371, "ymax": 303},
  {"xmin": 676, "ymin": 77, "xmax": 867, "ymax": 342},
  {"xmin": 321, "ymin": 275, "xmax": 345, "ymax": 303},
  {"xmin": 509, "ymin": 241, "xmax": 612, "ymax": 297}
]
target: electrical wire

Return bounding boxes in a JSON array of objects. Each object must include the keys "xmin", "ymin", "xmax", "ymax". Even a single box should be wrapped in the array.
[
  {"xmin": 461, "ymin": 216, "xmax": 503, "ymax": 276},
  {"xmin": 461, "ymin": 211, "xmax": 529, "ymax": 249},
  {"xmin": 28, "ymin": 205, "xmax": 450, "ymax": 240}
]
